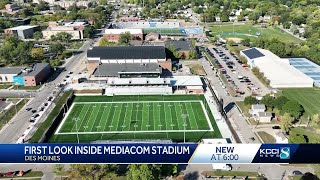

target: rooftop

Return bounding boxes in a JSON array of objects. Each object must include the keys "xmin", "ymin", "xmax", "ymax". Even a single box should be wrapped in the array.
[
  {"xmin": 165, "ymin": 40, "xmax": 194, "ymax": 51},
  {"xmin": 87, "ymin": 46, "xmax": 166, "ymax": 60},
  {"xmin": 93, "ymin": 63, "xmax": 161, "ymax": 77},
  {"xmin": 170, "ymin": 76, "xmax": 203, "ymax": 86},
  {"xmin": 252, "ymin": 104, "xmax": 265, "ymax": 110},
  {"xmin": 8, "ymin": 25, "xmax": 38, "ymax": 31},
  {"xmin": 258, "ymin": 112, "xmax": 272, "ymax": 117},
  {"xmin": 242, "ymin": 48, "xmax": 265, "ymax": 59},
  {"xmin": 241, "ymin": 48, "xmax": 314, "ymax": 88},
  {"xmin": 104, "ymin": 28, "xmax": 143, "ymax": 34},
  {"xmin": 64, "ymin": 21, "xmax": 87, "ymax": 27},
  {"xmin": 106, "ymin": 77, "xmax": 170, "ymax": 85},
  {"xmin": 287, "ymin": 57, "xmax": 320, "ymax": 87},
  {"xmin": 0, "ymin": 67, "xmax": 23, "ymax": 75},
  {"xmin": 23, "ymin": 63, "xmax": 49, "ymax": 76}
]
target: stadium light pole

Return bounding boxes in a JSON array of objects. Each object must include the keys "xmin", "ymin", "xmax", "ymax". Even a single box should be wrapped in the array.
[
  {"xmin": 73, "ymin": 117, "xmax": 80, "ymax": 144},
  {"xmin": 181, "ymin": 114, "xmax": 188, "ymax": 143}
]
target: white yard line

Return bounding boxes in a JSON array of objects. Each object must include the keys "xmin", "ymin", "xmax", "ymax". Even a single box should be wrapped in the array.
[
  {"xmin": 74, "ymin": 100, "xmax": 202, "ymax": 104},
  {"xmin": 200, "ymin": 101, "xmax": 214, "ymax": 131},
  {"xmin": 56, "ymin": 129, "xmax": 211, "ymax": 135},
  {"xmin": 81, "ymin": 104, "xmax": 97, "ymax": 132},
  {"xmin": 113, "ymin": 103, "xmax": 123, "ymax": 131},
  {"xmin": 175, "ymin": 102, "xmax": 182, "ymax": 129},
  {"xmin": 188, "ymin": 102, "xmax": 199, "ymax": 129},
  {"xmin": 105, "ymin": 103, "xmax": 118, "ymax": 131},
  {"xmin": 95, "ymin": 104, "xmax": 109, "ymax": 131},
  {"xmin": 121, "ymin": 103, "xmax": 128, "ymax": 130},
  {"xmin": 88, "ymin": 104, "xmax": 102, "ymax": 132}
]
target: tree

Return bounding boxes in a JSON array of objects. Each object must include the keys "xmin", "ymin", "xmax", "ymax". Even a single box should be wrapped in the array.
[
  {"xmin": 300, "ymin": 172, "xmax": 319, "ymax": 180},
  {"xmin": 274, "ymin": 96, "xmax": 289, "ymax": 110},
  {"xmin": 227, "ymin": 40, "xmax": 235, "ymax": 46},
  {"xmin": 241, "ymin": 38, "xmax": 251, "ymax": 47},
  {"xmin": 280, "ymin": 113, "xmax": 294, "ymax": 133},
  {"xmin": 53, "ymin": 164, "xmax": 65, "ymax": 180},
  {"xmin": 127, "ymin": 164, "xmax": 154, "ymax": 180},
  {"xmin": 68, "ymin": 164, "xmax": 118, "ymax": 179},
  {"xmin": 280, "ymin": 100, "xmax": 304, "ymax": 119},
  {"xmin": 31, "ymin": 48, "xmax": 45, "ymax": 60},
  {"xmin": 311, "ymin": 114, "xmax": 320, "ymax": 126},
  {"xmin": 99, "ymin": 38, "xmax": 116, "ymax": 46},
  {"xmin": 33, "ymin": 31, "xmax": 43, "ymax": 41},
  {"xmin": 220, "ymin": 13, "xmax": 229, "ymax": 22},
  {"xmin": 188, "ymin": 50, "xmax": 198, "ymax": 59},
  {"xmin": 244, "ymin": 96, "xmax": 257, "ymax": 106},
  {"xmin": 289, "ymin": 132, "xmax": 307, "ymax": 143},
  {"xmin": 161, "ymin": 164, "xmax": 178, "ymax": 176},
  {"xmin": 282, "ymin": 22, "xmax": 291, "ymax": 29},
  {"xmin": 83, "ymin": 26, "xmax": 94, "ymax": 38},
  {"xmin": 260, "ymin": 95, "xmax": 274, "ymax": 110},
  {"xmin": 49, "ymin": 43, "xmax": 65, "ymax": 55},
  {"xmin": 119, "ymin": 32, "xmax": 131, "ymax": 45},
  {"xmin": 57, "ymin": 32, "xmax": 72, "ymax": 43}
]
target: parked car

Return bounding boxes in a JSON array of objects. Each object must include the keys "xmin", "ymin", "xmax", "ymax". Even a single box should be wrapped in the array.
[
  {"xmin": 31, "ymin": 110, "xmax": 37, "ymax": 113},
  {"xmin": 25, "ymin": 107, "xmax": 32, "ymax": 111},
  {"xmin": 4, "ymin": 172, "xmax": 15, "ymax": 177},
  {"xmin": 272, "ymin": 126, "xmax": 281, "ymax": 129},
  {"xmin": 292, "ymin": 171, "xmax": 303, "ymax": 175}
]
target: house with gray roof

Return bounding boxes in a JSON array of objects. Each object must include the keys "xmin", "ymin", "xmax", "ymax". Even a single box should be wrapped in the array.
[
  {"xmin": 0, "ymin": 67, "xmax": 23, "ymax": 83},
  {"xmin": 250, "ymin": 104, "xmax": 266, "ymax": 116}
]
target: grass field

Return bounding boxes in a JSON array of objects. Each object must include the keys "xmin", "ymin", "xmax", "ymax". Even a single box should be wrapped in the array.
[
  {"xmin": 282, "ymin": 88, "xmax": 320, "ymax": 116},
  {"xmin": 210, "ymin": 24, "xmax": 302, "ymax": 44},
  {"xmin": 50, "ymin": 95, "xmax": 221, "ymax": 142}
]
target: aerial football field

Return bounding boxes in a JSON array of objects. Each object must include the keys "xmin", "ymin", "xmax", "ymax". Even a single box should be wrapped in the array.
[{"xmin": 51, "ymin": 95, "xmax": 221, "ymax": 142}]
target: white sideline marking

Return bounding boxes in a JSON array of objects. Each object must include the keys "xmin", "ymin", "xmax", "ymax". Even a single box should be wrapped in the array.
[{"xmin": 56, "ymin": 129, "xmax": 211, "ymax": 135}]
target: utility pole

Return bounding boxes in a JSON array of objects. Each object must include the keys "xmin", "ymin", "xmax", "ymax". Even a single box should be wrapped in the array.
[
  {"xmin": 181, "ymin": 114, "xmax": 188, "ymax": 143},
  {"xmin": 73, "ymin": 117, "xmax": 80, "ymax": 144}
]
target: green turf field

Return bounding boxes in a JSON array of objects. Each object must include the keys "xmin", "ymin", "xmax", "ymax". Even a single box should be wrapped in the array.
[
  {"xmin": 282, "ymin": 88, "xmax": 320, "ymax": 116},
  {"xmin": 143, "ymin": 28, "xmax": 184, "ymax": 35},
  {"xmin": 51, "ymin": 95, "xmax": 221, "ymax": 142},
  {"xmin": 210, "ymin": 24, "xmax": 302, "ymax": 44}
]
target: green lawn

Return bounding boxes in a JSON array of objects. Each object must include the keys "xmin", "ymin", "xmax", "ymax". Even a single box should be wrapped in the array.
[
  {"xmin": 14, "ymin": 85, "xmax": 42, "ymax": 90},
  {"xmin": 23, "ymin": 171, "xmax": 44, "ymax": 178},
  {"xmin": 0, "ymin": 83, "xmax": 12, "ymax": 89},
  {"xmin": 257, "ymin": 131, "xmax": 276, "ymax": 143},
  {"xmin": 50, "ymin": 95, "xmax": 221, "ymax": 143},
  {"xmin": 210, "ymin": 24, "xmax": 302, "ymax": 44},
  {"xmin": 290, "ymin": 127, "xmax": 320, "ymax": 143},
  {"xmin": 282, "ymin": 88, "xmax": 320, "ymax": 116}
]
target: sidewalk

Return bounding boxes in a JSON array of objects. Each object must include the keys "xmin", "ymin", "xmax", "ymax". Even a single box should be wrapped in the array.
[{"xmin": 203, "ymin": 90, "xmax": 235, "ymax": 142}]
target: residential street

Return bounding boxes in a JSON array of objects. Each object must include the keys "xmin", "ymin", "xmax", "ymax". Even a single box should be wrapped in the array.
[{"xmin": 0, "ymin": 40, "xmax": 92, "ymax": 143}]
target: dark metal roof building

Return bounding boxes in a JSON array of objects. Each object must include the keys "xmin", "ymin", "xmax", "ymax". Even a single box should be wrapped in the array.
[{"xmin": 87, "ymin": 46, "xmax": 166, "ymax": 60}]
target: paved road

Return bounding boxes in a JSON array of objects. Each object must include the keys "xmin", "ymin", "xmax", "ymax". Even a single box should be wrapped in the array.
[
  {"xmin": 200, "ymin": 48, "xmax": 260, "ymax": 143},
  {"xmin": 185, "ymin": 164, "xmax": 314, "ymax": 180},
  {"xmin": 0, "ymin": 90, "xmax": 35, "ymax": 98},
  {"xmin": 0, "ymin": 40, "xmax": 92, "ymax": 143}
]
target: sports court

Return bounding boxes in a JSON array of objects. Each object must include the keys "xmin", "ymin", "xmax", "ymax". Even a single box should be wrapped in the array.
[{"xmin": 56, "ymin": 100, "xmax": 213, "ymax": 135}]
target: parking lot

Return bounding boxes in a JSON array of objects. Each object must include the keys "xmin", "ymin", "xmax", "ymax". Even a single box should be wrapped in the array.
[{"xmin": 206, "ymin": 46, "xmax": 270, "ymax": 98}]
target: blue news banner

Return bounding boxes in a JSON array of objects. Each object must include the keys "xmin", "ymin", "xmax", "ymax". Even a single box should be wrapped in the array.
[{"xmin": 0, "ymin": 144, "xmax": 319, "ymax": 164}]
